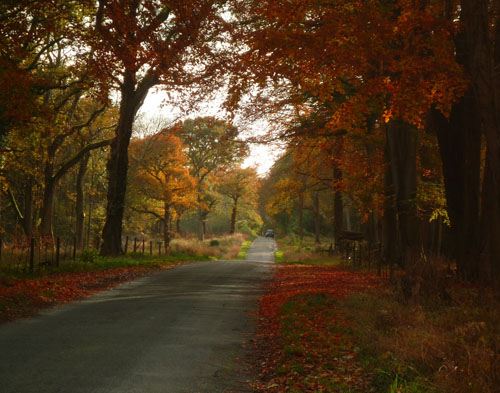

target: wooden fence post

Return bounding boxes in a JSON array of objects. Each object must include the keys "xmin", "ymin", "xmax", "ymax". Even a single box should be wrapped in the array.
[
  {"xmin": 73, "ymin": 237, "xmax": 77, "ymax": 262},
  {"xmin": 56, "ymin": 237, "xmax": 61, "ymax": 267},
  {"xmin": 150, "ymin": 241, "xmax": 153, "ymax": 256},
  {"xmin": 134, "ymin": 238, "xmax": 137, "ymax": 253},
  {"xmin": 142, "ymin": 239, "xmax": 145, "ymax": 253},
  {"xmin": 124, "ymin": 236, "xmax": 129, "ymax": 254},
  {"xmin": 29, "ymin": 238, "xmax": 35, "ymax": 272},
  {"xmin": 158, "ymin": 242, "xmax": 161, "ymax": 256}
]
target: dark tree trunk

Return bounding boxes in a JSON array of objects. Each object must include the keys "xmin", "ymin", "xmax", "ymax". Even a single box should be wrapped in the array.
[
  {"xmin": 101, "ymin": 72, "xmax": 145, "ymax": 256},
  {"xmin": 40, "ymin": 149, "xmax": 56, "ymax": 237},
  {"xmin": 461, "ymin": 0, "xmax": 500, "ymax": 283},
  {"xmin": 382, "ymin": 143, "xmax": 400, "ymax": 268},
  {"xmin": 298, "ymin": 190, "xmax": 304, "ymax": 243},
  {"xmin": 431, "ymin": 92, "xmax": 481, "ymax": 279},
  {"xmin": 176, "ymin": 218, "xmax": 181, "ymax": 235},
  {"xmin": 75, "ymin": 152, "xmax": 90, "ymax": 249},
  {"xmin": 385, "ymin": 120, "xmax": 419, "ymax": 269},
  {"xmin": 333, "ymin": 139, "xmax": 344, "ymax": 242},
  {"xmin": 40, "ymin": 179, "xmax": 55, "ymax": 238},
  {"xmin": 202, "ymin": 219, "xmax": 207, "ymax": 238},
  {"xmin": 313, "ymin": 191, "xmax": 321, "ymax": 244},
  {"xmin": 230, "ymin": 198, "xmax": 238, "ymax": 234},
  {"xmin": 23, "ymin": 178, "xmax": 33, "ymax": 236},
  {"xmin": 163, "ymin": 202, "xmax": 172, "ymax": 250}
]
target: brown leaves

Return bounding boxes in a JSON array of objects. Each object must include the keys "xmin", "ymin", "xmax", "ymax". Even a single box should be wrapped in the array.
[
  {"xmin": 0, "ymin": 267, "xmax": 164, "ymax": 323},
  {"xmin": 252, "ymin": 265, "xmax": 383, "ymax": 392}
]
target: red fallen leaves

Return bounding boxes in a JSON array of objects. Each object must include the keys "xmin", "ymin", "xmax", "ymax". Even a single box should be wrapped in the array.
[
  {"xmin": 0, "ymin": 267, "xmax": 171, "ymax": 323},
  {"xmin": 253, "ymin": 265, "xmax": 383, "ymax": 392}
]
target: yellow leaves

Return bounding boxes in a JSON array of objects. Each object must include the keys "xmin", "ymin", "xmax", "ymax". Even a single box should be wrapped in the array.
[{"xmin": 129, "ymin": 130, "xmax": 197, "ymax": 215}]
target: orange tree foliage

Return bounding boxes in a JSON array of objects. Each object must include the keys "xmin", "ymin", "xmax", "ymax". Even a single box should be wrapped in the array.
[
  {"xmin": 129, "ymin": 131, "xmax": 196, "ymax": 247},
  {"xmin": 233, "ymin": 0, "xmax": 465, "ymax": 130}
]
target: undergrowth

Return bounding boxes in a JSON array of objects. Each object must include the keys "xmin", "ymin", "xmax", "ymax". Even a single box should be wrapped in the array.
[{"xmin": 342, "ymin": 286, "xmax": 500, "ymax": 393}]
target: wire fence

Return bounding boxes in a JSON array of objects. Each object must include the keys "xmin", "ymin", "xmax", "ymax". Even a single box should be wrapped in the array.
[
  {"xmin": 315, "ymin": 238, "xmax": 392, "ymax": 279},
  {"xmin": 0, "ymin": 234, "xmax": 168, "ymax": 273}
]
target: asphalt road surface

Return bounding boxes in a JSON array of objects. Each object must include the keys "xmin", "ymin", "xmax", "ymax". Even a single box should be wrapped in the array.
[{"xmin": 0, "ymin": 237, "xmax": 276, "ymax": 393}]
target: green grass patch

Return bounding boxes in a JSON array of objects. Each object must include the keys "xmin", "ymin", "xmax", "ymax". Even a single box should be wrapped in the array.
[
  {"xmin": 237, "ymin": 240, "xmax": 252, "ymax": 259},
  {"xmin": 279, "ymin": 255, "xmax": 341, "ymax": 266},
  {"xmin": 274, "ymin": 249, "xmax": 284, "ymax": 263},
  {"xmin": 0, "ymin": 250, "xmax": 211, "ymax": 281}
]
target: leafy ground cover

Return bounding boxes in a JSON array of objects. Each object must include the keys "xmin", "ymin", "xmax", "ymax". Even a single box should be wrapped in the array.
[
  {"xmin": 252, "ymin": 265, "xmax": 383, "ymax": 392},
  {"xmin": 251, "ymin": 264, "xmax": 500, "ymax": 393},
  {"xmin": 0, "ymin": 255, "xmax": 179, "ymax": 323}
]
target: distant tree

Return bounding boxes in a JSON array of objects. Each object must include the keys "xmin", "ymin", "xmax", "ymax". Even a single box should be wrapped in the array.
[
  {"xmin": 179, "ymin": 117, "xmax": 247, "ymax": 239},
  {"xmin": 218, "ymin": 167, "xmax": 259, "ymax": 234},
  {"xmin": 129, "ymin": 132, "xmax": 196, "ymax": 249}
]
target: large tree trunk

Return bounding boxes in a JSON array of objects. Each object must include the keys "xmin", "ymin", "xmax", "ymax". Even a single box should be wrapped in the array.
[
  {"xmin": 385, "ymin": 119, "xmax": 419, "ymax": 269},
  {"xmin": 75, "ymin": 152, "xmax": 90, "ymax": 249},
  {"xmin": 23, "ymin": 178, "xmax": 33, "ymax": 236},
  {"xmin": 461, "ymin": 0, "xmax": 500, "ymax": 283},
  {"xmin": 382, "ymin": 145, "xmax": 400, "ymax": 267},
  {"xmin": 40, "ymin": 178, "xmax": 55, "ymax": 238},
  {"xmin": 298, "ymin": 190, "xmax": 304, "ymax": 243},
  {"xmin": 431, "ymin": 93, "xmax": 481, "ymax": 280},
  {"xmin": 101, "ymin": 73, "xmax": 143, "ymax": 256},
  {"xmin": 163, "ymin": 202, "xmax": 172, "ymax": 250},
  {"xmin": 333, "ymin": 139, "xmax": 344, "ymax": 243}
]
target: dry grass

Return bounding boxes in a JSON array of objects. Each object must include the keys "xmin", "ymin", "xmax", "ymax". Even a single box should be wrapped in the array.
[
  {"xmin": 342, "ymin": 283, "xmax": 500, "ymax": 393},
  {"xmin": 169, "ymin": 233, "xmax": 247, "ymax": 260}
]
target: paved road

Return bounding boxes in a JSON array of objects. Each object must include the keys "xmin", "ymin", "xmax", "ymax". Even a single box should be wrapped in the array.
[
  {"xmin": 0, "ymin": 238, "xmax": 275, "ymax": 393},
  {"xmin": 245, "ymin": 237, "xmax": 277, "ymax": 263}
]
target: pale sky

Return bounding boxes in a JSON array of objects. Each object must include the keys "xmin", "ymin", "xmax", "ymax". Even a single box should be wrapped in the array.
[{"xmin": 137, "ymin": 90, "xmax": 280, "ymax": 176}]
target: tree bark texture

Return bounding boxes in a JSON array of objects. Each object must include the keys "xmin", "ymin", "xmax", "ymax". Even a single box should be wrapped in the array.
[
  {"xmin": 163, "ymin": 202, "xmax": 171, "ymax": 250},
  {"xmin": 101, "ymin": 72, "xmax": 147, "ymax": 256},
  {"xmin": 382, "ymin": 144, "xmax": 400, "ymax": 268},
  {"xmin": 461, "ymin": 0, "xmax": 500, "ymax": 283},
  {"xmin": 385, "ymin": 120, "xmax": 419, "ymax": 269},
  {"xmin": 313, "ymin": 191, "xmax": 321, "ymax": 244},
  {"xmin": 432, "ymin": 93, "xmax": 481, "ymax": 280},
  {"xmin": 75, "ymin": 152, "xmax": 90, "ymax": 249},
  {"xmin": 333, "ymin": 139, "xmax": 344, "ymax": 243}
]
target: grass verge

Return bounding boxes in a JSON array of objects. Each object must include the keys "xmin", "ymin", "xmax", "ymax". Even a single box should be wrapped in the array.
[{"xmin": 237, "ymin": 240, "xmax": 252, "ymax": 259}]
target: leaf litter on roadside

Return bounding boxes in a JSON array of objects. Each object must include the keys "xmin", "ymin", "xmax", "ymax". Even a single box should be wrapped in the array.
[
  {"xmin": 0, "ymin": 266, "xmax": 174, "ymax": 322},
  {"xmin": 252, "ymin": 265, "xmax": 383, "ymax": 392}
]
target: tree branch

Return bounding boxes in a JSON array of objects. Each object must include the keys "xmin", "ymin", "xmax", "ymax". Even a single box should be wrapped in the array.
[
  {"xmin": 5, "ymin": 188, "xmax": 24, "ymax": 222},
  {"xmin": 53, "ymin": 138, "xmax": 113, "ymax": 183}
]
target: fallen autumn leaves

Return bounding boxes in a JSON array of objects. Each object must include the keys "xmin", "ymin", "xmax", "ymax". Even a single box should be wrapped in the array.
[
  {"xmin": 253, "ymin": 265, "xmax": 383, "ymax": 393},
  {"xmin": 0, "ymin": 266, "xmax": 172, "ymax": 323}
]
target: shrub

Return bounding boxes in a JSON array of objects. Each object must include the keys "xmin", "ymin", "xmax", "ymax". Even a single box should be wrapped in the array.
[{"xmin": 79, "ymin": 248, "xmax": 99, "ymax": 263}]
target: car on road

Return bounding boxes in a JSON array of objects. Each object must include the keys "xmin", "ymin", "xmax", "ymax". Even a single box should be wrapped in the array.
[{"xmin": 265, "ymin": 229, "xmax": 274, "ymax": 238}]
